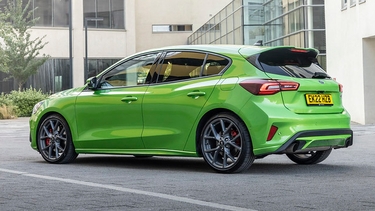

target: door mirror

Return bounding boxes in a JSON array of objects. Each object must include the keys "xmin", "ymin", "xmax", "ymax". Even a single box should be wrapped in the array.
[{"xmin": 87, "ymin": 77, "xmax": 97, "ymax": 90}]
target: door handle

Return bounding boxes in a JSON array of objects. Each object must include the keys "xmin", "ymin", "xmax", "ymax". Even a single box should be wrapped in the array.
[
  {"xmin": 121, "ymin": 96, "xmax": 138, "ymax": 103},
  {"xmin": 187, "ymin": 91, "xmax": 206, "ymax": 99}
]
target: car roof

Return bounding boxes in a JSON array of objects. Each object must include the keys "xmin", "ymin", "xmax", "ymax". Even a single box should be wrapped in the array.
[
  {"xmin": 136, "ymin": 44, "xmax": 318, "ymax": 57},
  {"xmin": 152, "ymin": 44, "xmax": 269, "ymax": 55}
]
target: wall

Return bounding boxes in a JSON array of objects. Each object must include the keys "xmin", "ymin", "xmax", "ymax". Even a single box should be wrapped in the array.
[
  {"xmin": 325, "ymin": 0, "xmax": 375, "ymax": 124},
  {"xmin": 134, "ymin": 0, "xmax": 232, "ymax": 52},
  {"xmin": 363, "ymin": 38, "xmax": 375, "ymax": 124}
]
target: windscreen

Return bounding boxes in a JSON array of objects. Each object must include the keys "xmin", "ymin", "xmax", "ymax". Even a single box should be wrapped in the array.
[{"xmin": 247, "ymin": 48, "xmax": 329, "ymax": 79}]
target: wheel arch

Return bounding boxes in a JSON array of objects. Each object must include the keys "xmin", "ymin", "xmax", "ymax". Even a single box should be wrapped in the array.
[
  {"xmin": 34, "ymin": 111, "xmax": 73, "ymax": 151},
  {"xmin": 195, "ymin": 108, "xmax": 253, "ymax": 157}
]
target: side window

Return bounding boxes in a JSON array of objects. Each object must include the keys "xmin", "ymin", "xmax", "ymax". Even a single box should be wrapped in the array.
[
  {"xmin": 157, "ymin": 51, "xmax": 206, "ymax": 83},
  {"xmin": 99, "ymin": 53, "xmax": 158, "ymax": 88},
  {"xmin": 203, "ymin": 54, "xmax": 230, "ymax": 76}
]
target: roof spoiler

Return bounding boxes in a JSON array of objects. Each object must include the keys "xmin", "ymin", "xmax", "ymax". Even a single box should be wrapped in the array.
[{"xmin": 253, "ymin": 40, "xmax": 263, "ymax": 46}]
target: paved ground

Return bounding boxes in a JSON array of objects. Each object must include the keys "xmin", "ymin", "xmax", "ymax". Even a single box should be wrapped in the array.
[{"xmin": 0, "ymin": 118, "xmax": 375, "ymax": 211}]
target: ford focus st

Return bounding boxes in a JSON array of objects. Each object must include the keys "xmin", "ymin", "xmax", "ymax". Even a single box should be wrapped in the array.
[{"xmin": 29, "ymin": 45, "xmax": 353, "ymax": 173}]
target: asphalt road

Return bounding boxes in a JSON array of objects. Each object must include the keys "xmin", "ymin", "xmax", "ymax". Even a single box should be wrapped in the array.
[{"xmin": 1, "ymin": 118, "xmax": 375, "ymax": 211}]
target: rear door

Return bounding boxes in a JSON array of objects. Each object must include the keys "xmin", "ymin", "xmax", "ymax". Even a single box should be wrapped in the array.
[
  {"xmin": 141, "ymin": 51, "xmax": 229, "ymax": 151},
  {"xmin": 243, "ymin": 47, "xmax": 344, "ymax": 114}
]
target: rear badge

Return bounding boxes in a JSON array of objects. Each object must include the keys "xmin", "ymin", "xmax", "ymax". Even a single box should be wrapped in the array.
[{"xmin": 318, "ymin": 80, "xmax": 325, "ymax": 84}]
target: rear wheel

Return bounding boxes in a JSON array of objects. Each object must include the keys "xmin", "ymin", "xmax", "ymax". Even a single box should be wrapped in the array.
[
  {"xmin": 200, "ymin": 113, "xmax": 254, "ymax": 173},
  {"xmin": 286, "ymin": 149, "xmax": 332, "ymax": 164},
  {"xmin": 37, "ymin": 114, "xmax": 78, "ymax": 163}
]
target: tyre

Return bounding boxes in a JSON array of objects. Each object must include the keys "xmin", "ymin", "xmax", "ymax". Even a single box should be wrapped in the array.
[
  {"xmin": 286, "ymin": 149, "xmax": 332, "ymax": 165},
  {"xmin": 37, "ymin": 114, "xmax": 78, "ymax": 163},
  {"xmin": 200, "ymin": 113, "xmax": 254, "ymax": 173}
]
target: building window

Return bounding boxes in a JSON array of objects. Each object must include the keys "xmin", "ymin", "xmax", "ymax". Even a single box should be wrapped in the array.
[
  {"xmin": 342, "ymin": 0, "xmax": 347, "ymax": 9},
  {"xmin": 350, "ymin": 0, "xmax": 356, "ymax": 6},
  {"xmin": 198, "ymin": 24, "xmax": 220, "ymax": 32},
  {"xmin": 34, "ymin": 0, "xmax": 69, "ymax": 27},
  {"xmin": 83, "ymin": 0, "xmax": 124, "ymax": 29},
  {"xmin": 152, "ymin": 24, "xmax": 193, "ymax": 32},
  {"xmin": 0, "ymin": 0, "xmax": 69, "ymax": 27}
]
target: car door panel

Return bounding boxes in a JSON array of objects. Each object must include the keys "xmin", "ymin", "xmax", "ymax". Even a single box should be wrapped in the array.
[{"xmin": 74, "ymin": 88, "xmax": 147, "ymax": 151}]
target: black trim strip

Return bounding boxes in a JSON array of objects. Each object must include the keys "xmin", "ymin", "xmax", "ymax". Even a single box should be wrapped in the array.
[{"xmin": 274, "ymin": 129, "xmax": 353, "ymax": 154}]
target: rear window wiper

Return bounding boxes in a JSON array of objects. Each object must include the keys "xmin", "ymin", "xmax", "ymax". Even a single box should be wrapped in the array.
[{"xmin": 312, "ymin": 72, "xmax": 330, "ymax": 79}]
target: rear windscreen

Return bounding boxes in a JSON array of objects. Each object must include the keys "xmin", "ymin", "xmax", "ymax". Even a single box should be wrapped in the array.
[{"xmin": 247, "ymin": 48, "xmax": 330, "ymax": 79}]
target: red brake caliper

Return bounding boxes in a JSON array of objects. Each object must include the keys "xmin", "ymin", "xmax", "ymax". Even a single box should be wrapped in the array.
[
  {"xmin": 45, "ymin": 129, "xmax": 52, "ymax": 146},
  {"xmin": 231, "ymin": 129, "xmax": 240, "ymax": 146}
]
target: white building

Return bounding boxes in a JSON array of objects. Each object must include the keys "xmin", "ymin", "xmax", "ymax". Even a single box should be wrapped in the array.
[
  {"xmin": 1, "ymin": 0, "xmax": 372, "ymax": 125},
  {"xmin": 0, "ymin": 0, "xmax": 231, "ymax": 93},
  {"xmin": 325, "ymin": 0, "xmax": 375, "ymax": 124}
]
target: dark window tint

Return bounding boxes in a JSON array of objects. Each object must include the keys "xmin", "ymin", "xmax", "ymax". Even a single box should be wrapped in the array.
[
  {"xmin": 87, "ymin": 59, "xmax": 120, "ymax": 78},
  {"xmin": 203, "ymin": 54, "xmax": 229, "ymax": 76},
  {"xmin": 157, "ymin": 52, "xmax": 206, "ymax": 83},
  {"xmin": 247, "ymin": 48, "xmax": 329, "ymax": 79},
  {"xmin": 99, "ymin": 54, "xmax": 158, "ymax": 88}
]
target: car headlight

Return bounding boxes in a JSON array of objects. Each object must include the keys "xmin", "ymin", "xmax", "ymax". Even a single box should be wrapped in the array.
[{"xmin": 32, "ymin": 101, "xmax": 44, "ymax": 115}]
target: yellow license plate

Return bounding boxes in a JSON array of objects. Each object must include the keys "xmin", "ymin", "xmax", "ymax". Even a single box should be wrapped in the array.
[{"xmin": 305, "ymin": 94, "xmax": 333, "ymax": 105}]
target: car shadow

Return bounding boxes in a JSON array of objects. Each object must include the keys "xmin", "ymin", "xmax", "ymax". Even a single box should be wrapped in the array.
[
  {"xmin": 72, "ymin": 155, "xmax": 211, "ymax": 173},
  {"xmin": 67, "ymin": 155, "xmax": 359, "ymax": 175}
]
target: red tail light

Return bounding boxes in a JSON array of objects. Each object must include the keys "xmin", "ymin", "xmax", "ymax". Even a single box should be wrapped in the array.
[
  {"xmin": 339, "ymin": 83, "xmax": 343, "ymax": 93},
  {"xmin": 290, "ymin": 48, "xmax": 308, "ymax": 53},
  {"xmin": 240, "ymin": 79, "xmax": 299, "ymax": 95}
]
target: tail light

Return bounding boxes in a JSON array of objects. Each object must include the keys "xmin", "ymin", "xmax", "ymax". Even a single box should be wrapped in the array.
[
  {"xmin": 339, "ymin": 83, "xmax": 343, "ymax": 93},
  {"xmin": 240, "ymin": 79, "xmax": 299, "ymax": 95},
  {"xmin": 290, "ymin": 48, "xmax": 308, "ymax": 53}
]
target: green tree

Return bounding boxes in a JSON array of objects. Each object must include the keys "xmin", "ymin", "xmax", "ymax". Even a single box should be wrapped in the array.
[{"xmin": 0, "ymin": 0, "xmax": 49, "ymax": 90}]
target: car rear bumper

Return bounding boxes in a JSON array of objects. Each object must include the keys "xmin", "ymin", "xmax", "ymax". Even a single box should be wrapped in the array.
[{"xmin": 273, "ymin": 129, "xmax": 353, "ymax": 154}]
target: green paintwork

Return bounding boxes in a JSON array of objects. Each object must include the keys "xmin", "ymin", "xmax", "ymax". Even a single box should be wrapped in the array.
[{"xmin": 30, "ymin": 45, "xmax": 352, "ymax": 158}]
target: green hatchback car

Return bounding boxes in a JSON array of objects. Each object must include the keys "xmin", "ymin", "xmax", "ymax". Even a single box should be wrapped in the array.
[{"xmin": 30, "ymin": 45, "xmax": 353, "ymax": 173}]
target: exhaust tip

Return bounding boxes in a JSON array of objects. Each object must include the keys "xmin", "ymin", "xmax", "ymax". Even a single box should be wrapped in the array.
[{"xmin": 345, "ymin": 137, "xmax": 353, "ymax": 147}]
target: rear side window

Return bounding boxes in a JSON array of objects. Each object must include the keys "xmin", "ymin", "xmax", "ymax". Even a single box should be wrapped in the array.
[
  {"xmin": 203, "ymin": 54, "xmax": 229, "ymax": 76},
  {"xmin": 247, "ymin": 48, "xmax": 329, "ymax": 79},
  {"xmin": 157, "ymin": 51, "xmax": 206, "ymax": 82}
]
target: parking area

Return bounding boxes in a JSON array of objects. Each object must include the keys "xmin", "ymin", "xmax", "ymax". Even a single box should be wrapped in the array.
[{"xmin": 1, "ymin": 118, "xmax": 375, "ymax": 211}]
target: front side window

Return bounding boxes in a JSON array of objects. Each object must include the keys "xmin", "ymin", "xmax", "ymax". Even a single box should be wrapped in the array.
[
  {"xmin": 83, "ymin": 0, "xmax": 124, "ymax": 29},
  {"xmin": 99, "ymin": 53, "xmax": 158, "ymax": 88},
  {"xmin": 87, "ymin": 59, "xmax": 120, "ymax": 78}
]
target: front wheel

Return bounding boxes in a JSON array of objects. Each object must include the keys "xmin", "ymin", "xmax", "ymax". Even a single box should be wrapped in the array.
[
  {"xmin": 200, "ymin": 113, "xmax": 254, "ymax": 173},
  {"xmin": 37, "ymin": 114, "xmax": 78, "ymax": 164},
  {"xmin": 286, "ymin": 149, "xmax": 332, "ymax": 165}
]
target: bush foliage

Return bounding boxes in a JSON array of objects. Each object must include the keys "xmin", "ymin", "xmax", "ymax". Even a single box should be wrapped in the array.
[
  {"xmin": 0, "ymin": 88, "xmax": 49, "ymax": 118},
  {"xmin": 0, "ymin": 104, "xmax": 17, "ymax": 119}
]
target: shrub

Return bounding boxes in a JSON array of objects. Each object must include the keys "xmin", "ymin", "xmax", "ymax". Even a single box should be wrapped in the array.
[
  {"xmin": 0, "ymin": 93, "xmax": 12, "ymax": 106},
  {"xmin": 2, "ymin": 88, "xmax": 49, "ymax": 117},
  {"xmin": 0, "ymin": 104, "xmax": 17, "ymax": 119}
]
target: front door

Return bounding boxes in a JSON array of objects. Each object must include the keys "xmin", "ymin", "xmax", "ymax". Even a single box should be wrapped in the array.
[{"xmin": 74, "ymin": 53, "xmax": 159, "ymax": 151}]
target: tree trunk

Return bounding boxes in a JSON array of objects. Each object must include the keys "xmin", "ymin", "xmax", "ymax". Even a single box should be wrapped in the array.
[{"xmin": 18, "ymin": 81, "xmax": 23, "ymax": 91}]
